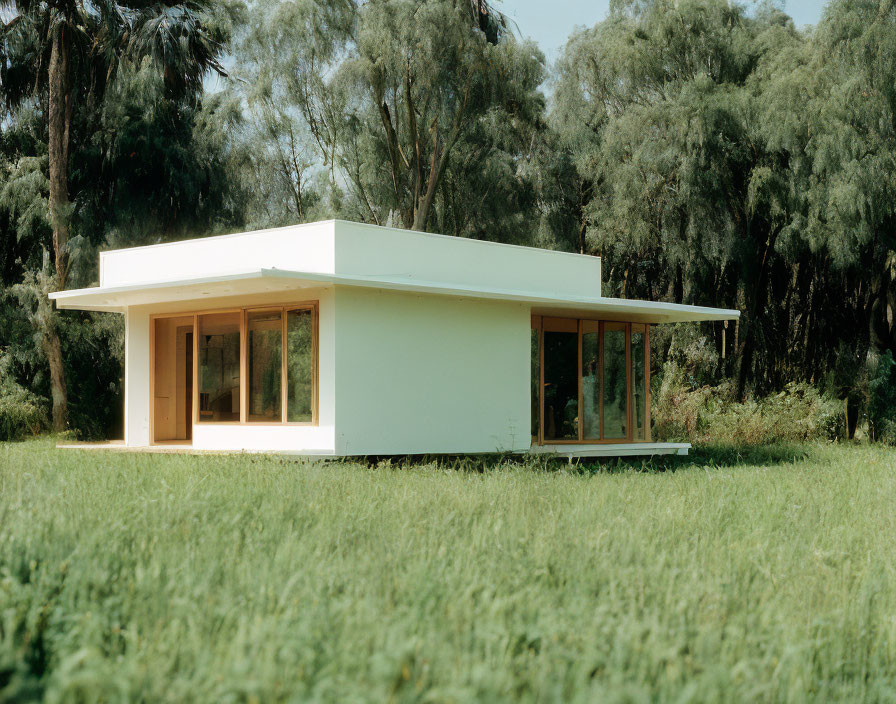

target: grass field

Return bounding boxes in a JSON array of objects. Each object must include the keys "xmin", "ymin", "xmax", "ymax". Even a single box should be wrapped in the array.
[{"xmin": 2, "ymin": 440, "xmax": 896, "ymax": 702}]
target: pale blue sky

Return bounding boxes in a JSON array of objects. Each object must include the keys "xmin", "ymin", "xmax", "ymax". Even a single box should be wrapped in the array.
[{"xmin": 504, "ymin": 0, "xmax": 828, "ymax": 61}]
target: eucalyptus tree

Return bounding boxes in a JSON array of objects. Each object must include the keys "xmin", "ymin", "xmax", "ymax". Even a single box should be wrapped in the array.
[
  {"xmin": 552, "ymin": 0, "xmax": 805, "ymax": 395},
  {"xmin": 235, "ymin": 0, "xmax": 545, "ymax": 237},
  {"xmin": 801, "ymin": 0, "xmax": 896, "ymax": 355},
  {"xmin": 0, "ymin": 0, "xmax": 228, "ymax": 430},
  {"xmin": 751, "ymin": 0, "xmax": 896, "ymax": 413}
]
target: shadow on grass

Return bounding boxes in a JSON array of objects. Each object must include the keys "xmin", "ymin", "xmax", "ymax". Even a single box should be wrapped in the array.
[
  {"xmin": 574, "ymin": 442, "xmax": 812, "ymax": 474},
  {"xmin": 359, "ymin": 442, "xmax": 812, "ymax": 475},
  {"xmin": 682, "ymin": 442, "xmax": 811, "ymax": 467}
]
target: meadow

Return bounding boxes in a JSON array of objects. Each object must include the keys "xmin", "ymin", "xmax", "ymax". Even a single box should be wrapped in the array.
[{"xmin": 1, "ymin": 439, "xmax": 895, "ymax": 703}]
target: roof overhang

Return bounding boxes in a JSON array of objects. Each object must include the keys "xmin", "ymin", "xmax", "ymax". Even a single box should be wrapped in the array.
[{"xmin": 50, "ymin": 268, "xmax": 740, "ymax": 322}]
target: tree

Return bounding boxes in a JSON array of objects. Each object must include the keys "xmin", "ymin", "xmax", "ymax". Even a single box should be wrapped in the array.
[
  {"xmin": 1, "ymin": 0, "xmax": 228, "ymax": 430},
  {"xmin": 233, "ymin": 0, "xmax": 545, "ymax": 238},
  {"xmin": 551, "ymin": 0, "xmax": 811, "ymax": 395}
]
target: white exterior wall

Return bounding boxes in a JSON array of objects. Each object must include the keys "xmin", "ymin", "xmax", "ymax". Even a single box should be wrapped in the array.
[
  {"xmin": 123, "ymin": 285, "xmax": 530, "ymax": 455},
  {"xmin": 104, "ymin": 221, "xmax": 605, "ymax": 454},
  {"xmin": 122, "ymin": 288, "xmax": 337, "ymax": 453},
  {"xmin": 124, "ymin": 308, "xmax": 151, "ymax": 446},
  {"xmin": 335, "ymin": 223, "xmax": 601, "ymax": 299},
  {"xmin": 332, "ymin": 286, "xmax": 531, "ymax": 455},
  {"xmin": 100, "ymin": 222, "xmax": 336, "ymax": 287}
]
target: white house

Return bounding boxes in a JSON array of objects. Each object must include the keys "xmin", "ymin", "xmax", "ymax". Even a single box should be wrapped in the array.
[{"xmin": 51, "ymin": 220, "xmax": 739, "ymax": 457}]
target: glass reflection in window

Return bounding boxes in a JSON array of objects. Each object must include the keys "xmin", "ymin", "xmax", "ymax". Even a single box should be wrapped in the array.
[
  {"xmin": 286, "ymin": 308, "xmax": 313, "ymax": 422},
  {"xmin": 582, "ymin": 324, "xmax": 600, "ymax": 440},
  {"xmin": 631, "ymin": 324, "xmax": 646, "ymax": 441},
  {"xmin": 248, "ymin": 310, "xmax": 282, "ymax": 422},
  {"xmin": 198, "ymin": 312, "xmax": 241, "ymax": 422},
  {"xmin": 602, "ymin": 323, "xmax": 627, "ymax": 439}
]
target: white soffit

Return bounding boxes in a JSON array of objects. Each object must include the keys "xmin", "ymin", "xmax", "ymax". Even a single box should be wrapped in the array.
[
  {"xmin": 48, "ymin": 271, "xmax": 311, "ymax": 312},
  {"xmin": 50, "ymin": 268, "xmax": 740, "ymax": 322}
]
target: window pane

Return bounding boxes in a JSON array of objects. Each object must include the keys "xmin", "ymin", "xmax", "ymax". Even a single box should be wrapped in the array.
[
  {"xmin": 543, "ymin": 329, "xmax": 578, "ymax": 440},
  {"xmin": 286, "ymin": 309, "xmax": 313, "ymax": 422},
  {"xmin": 531, "ymin": 327, "xmax": 540, "ymax": 438},
  {"xmin": 582, "ymin": 329, "xmax": 600, "ymax": 440},
  {"xmin": 602, "ymin": 324, "xmax": 627, "ymax": 439},
  {"xmin": 631, "ymin": 325, "xmax": 646, "ymax": 441},
  {"xmin": 248, "ymin": 310, "xmax": 282, "ymax": 422},
  {"xmin": 198, "ymin": 312, "xmax": 241, "ymax": 422}
]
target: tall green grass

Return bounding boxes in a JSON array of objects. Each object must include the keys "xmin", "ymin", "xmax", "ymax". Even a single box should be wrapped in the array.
[{"xmin": 2, "ymin": 440, "xmax": 895, "ymax": 702}]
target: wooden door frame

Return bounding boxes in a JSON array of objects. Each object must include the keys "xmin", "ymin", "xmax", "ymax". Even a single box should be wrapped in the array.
[
  {"xmin": 149, "ymin": 300, "xmax": 320, "ymax": 446},
  {"xmin": 149, "ymin": 313, "xmax": 195, "ymax": 446},
  {"xmin": 532, "ymin": 315, "xmax": 651, "ymax": 446}
]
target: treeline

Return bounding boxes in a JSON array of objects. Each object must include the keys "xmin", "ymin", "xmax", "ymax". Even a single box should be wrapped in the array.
[{"xmin": 1, "ymin": 0, "xmax": 895, "ymax": 440}]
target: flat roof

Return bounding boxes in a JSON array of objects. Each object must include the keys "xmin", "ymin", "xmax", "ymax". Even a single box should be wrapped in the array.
[
  {"xmin": 50, "ymin": 268, "xmax": 740, "ymax": 322},
  {"xmin": 93, "ymin": 220, "xmax": 606, "ymax": 303}
]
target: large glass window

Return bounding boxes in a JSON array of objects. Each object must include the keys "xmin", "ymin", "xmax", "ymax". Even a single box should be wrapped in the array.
[
  {"xmin": 532, "ymin": 318, "xmax": 651, "ymax": 444},
  {"xmin": 582, "ymin": 322, "xmax": 600, "ymax": 440},
  {"xmin": 631, "ymin": 324, "xmax": 647, "ymax": 441},
  {"xmin": 198, "ymin": 312, "xmax": 241, "ymax": 422},
  {"xmin": 286, "ymin": 308, "xmax": 314, "ymax": 422},
  {"xmin": 248, "ymin": 310, "xmax": 282, "ymax": 422},
  {"xmin": 602, "ymin": 322, "xmax": 628, "ymax": 440},
  {"xmin": 543, "ymin": 320, "xmax": 579, "ymax": 441},
  {"xmin": 190, "ymin": 304, "xmax": 317, "ymax": 425}
]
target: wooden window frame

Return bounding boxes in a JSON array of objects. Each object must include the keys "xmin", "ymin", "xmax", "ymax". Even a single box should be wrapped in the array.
[
  {"xmin": 149, "ymin": 301, "xmax": 319, "ymax": 444},
  {"xmin": 532, "ymin": 315, "xmax": 652, "ymax": 446}
]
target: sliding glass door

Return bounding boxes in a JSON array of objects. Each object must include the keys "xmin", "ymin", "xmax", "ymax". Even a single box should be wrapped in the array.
[
  {"xmin": 543, "ymin": 318, "xmax": 579, "ymax": 441},
  {"xmin": 602, "ymin": 322, "xmax": 628, "ymax": 440},
  {"xmin": 582, "ymin": 322, "xmax": 600, "ymax": 441},
  {"xmin": 532, "ymin": 317, "xmax": 650, "ymax": 444}
]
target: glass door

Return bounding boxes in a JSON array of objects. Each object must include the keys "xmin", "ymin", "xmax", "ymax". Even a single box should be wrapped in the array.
[
  {"xmin": 534, "ymin": 317, "xmax": 650, "ymax": 444},
  {"xmin": 601, "ymin": 322, "xmax": 629, "ymax": 440},
  {"xmin": 542, "ymin": 318, "xmax": 580, "ymax": 441}
]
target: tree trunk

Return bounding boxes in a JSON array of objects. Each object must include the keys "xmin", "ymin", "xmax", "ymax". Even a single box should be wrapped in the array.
[
  {"xmin": 49, "ymin": 20, "xmax": 72, "ymax": 287},
  {"xmin": 42, "ymin": 318, "xmax": 69, "ymax": 432},
  {"xmin": 46, "ymin": 18, "xmax": 72, "ymax": 432},
  {"xmin": 736, "ymin": 225, "xmax": 781, "ymax": 399}
]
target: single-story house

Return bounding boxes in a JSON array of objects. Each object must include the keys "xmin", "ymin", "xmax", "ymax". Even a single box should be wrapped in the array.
[{"xmin": 51, "ymin": 220, "xmax": 739, "ymax": 457}]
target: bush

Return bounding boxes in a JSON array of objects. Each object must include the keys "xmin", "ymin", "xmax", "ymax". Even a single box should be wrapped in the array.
[
  {"xmin": 864, "ymin": 350, "xmax": 896, "ymax": 444},
  {"xmin": 653, "ymin": 361, "xmax": 843, "ymax": 445},
  {"xmin": 0, "ymin": 353, "xmax": 48, "ymax": 440}
]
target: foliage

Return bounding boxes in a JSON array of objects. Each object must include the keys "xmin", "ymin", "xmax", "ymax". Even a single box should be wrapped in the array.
[
  {"xmin": 551, "ymin": 0, "xmax": 896, "ymax": 398},
  {"xmin": 0, "ymin": 354, "xmax": 46, "ymax": 440},
  {"xmin": 2, "ymin": 440, "xmax": 896, "ymax": 700},
  {"xmin": 861, "ymin": 350, "xmax": 896, "ymax": 444},
  {"xmin": 653, "ymin": 366, "xmax": 844, "ymax": 445},
  {"xmin": 232, "ymin": 0, "xmax": 546, "ymax": 239}
]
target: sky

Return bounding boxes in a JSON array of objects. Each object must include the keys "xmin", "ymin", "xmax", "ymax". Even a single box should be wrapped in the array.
[{"xmin": 504, "ymin": 0, "xmax": 828, "ymax": 62}]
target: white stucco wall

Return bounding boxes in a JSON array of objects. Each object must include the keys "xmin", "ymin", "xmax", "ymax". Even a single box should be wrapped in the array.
[
  {"xmin": 335, "ymin": 222, "xmax": 601, "ymax": 300},
  {"xmin": 124, "ymin": 308, "xmax": 151, "ymax": 447},
  {"xmin": 122, "ymin": 285, "xmax": 529, "ymax": 454},
  {"xmin": 100, "ymin": 222, "xmax": 336, "ymax": 288},
  {"xmin": 332, "ymin": 286, "xmax": 531, "ymax": 455}
]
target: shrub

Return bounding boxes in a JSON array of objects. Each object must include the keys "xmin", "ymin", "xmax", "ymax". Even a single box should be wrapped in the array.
[
  {"xmin": 653, "ymin": 361, "xmax": 843, "ymax": 445},
  {"xmin": 865, "ymin": 350, "xmax": 896, "ymax": 444},
  {"xmin": 0, "ymin": 353, "xmax": 48, "ymax": 440}
]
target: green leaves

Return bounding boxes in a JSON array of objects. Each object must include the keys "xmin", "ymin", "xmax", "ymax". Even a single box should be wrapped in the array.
[{"xmin": 552, "ymin": 0, "xmax": 896, "ymax": 394}]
